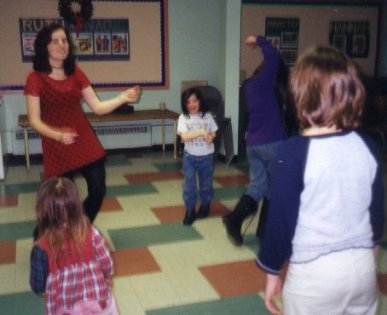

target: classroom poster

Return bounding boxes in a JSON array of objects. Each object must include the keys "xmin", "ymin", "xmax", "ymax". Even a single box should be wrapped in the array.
[
  {"xmin": 329, "ymin": 21, "xmax": 370, "ymax": 58},
  {"xmin": 19, "ymin": 18, "xmax": 130, "ymax": 62},
  {"xmin": 265, "ymin": 17, "xmax": 299, "ymax": 65}
]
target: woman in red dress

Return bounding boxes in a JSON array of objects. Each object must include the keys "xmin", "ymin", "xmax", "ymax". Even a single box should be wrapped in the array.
[{"xmin": 24, "ymin": 23, "xmax": 141, "ymax": 223}]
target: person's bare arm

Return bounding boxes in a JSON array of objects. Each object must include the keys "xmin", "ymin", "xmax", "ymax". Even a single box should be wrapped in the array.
[
  {"xmin": 264, "ymin": 274, "xmax": 283, "ymax": 315},
  {"xmin": 82, "ymin": 85, "xmax": 141, "ymax": 115},
  {"xmin": 26, "ymin": 95, "xmax": 78, "ymax": 144}
]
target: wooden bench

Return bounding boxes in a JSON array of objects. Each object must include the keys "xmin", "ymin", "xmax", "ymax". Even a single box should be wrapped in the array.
[{"xmin": 18, "ymin": 109, "xmax": 179, "ymax": 170}]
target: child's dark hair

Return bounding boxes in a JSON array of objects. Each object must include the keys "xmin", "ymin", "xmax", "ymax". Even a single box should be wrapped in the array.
[
  {"xmin": 181, "ymin": 87, "xmax": 208, "ymax": 117},
  {"xmin": 290, "ymin": 46, "xmax": 365, "ymax": 130},
  {"xmin": 33, "ymin": 22, "xmax": 76, "ymax": 76}
]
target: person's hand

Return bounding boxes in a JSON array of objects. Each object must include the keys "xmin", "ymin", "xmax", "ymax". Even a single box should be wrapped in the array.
[
  {"xmin": 194, "ymin": 128, "xmax": 207, "ymax": 138},
  {"xmin": 200, "ymin": 129, "xmax": 208, "ymax": 137},
  {"xmin": 205, "ymin": 133, "xmax": 214, "ymax": 144},
  {"xmin": 120, "ymin": 85, "xmax": 141, "ymax": 103},
  {"xmin": 264, "ymin": 274, "xmax": 282, "ymax": 315},
  {"xmin": 245, "ymin": 35, "xmax": 257, "ymax": 49},
  {"xmin": 56, "ymin": 127, "xmax": 78, "ymax": 145}
]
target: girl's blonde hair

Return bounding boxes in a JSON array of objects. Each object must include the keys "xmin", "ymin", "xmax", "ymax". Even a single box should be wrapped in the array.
[
  {"xmin": 290, "ymin": 46, "xmax": 365, "ymax": 129},
  {"xmin": 35, "ymin": 177, "xmax": 90, "ymax": 264}
]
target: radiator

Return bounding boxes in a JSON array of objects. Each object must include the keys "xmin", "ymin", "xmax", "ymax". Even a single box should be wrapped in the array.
[{"xmin": 13, "ymin": 124, "xmax": 152, "ymax": 155}]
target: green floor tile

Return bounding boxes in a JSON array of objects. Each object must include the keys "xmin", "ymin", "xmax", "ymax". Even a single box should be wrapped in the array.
[
  {"xmin": 109, "ymin": 223, "xmax": 203, "ymax": 249},
  {"xmin": 244, "ymin": 234, "xmax": 260, "ymax": 255},
  {"xmin": 214, "ymin": 186, "xmax": 245, "ymax": 200},
  {"xmin": 0, "ymin": 182, "xmax": 40, "ymax": 195},
  {"xmin": 0, "ymin": 291, "xmax": 44, "ymax": 315},
  {"xmin": 153, "ymin": 162, "xmax": 183, "ymax": 172},
  {"xmin": 234, "ymin": 164, "xmax": 249, "ymax": 174},
  {"xmin": 146, "ymin": 294, "xmax": 270, "ymax": 315},
  {"xmin": 105, "ymin": 156, "xmax": 133, "ymax": 166},
  {"xmin": 106, "ymin": 183, "xmax": 158, "ymax": 196},
  {"xmin": 0, "ymin": 220, "xmax": 36, "ymax": 241}
]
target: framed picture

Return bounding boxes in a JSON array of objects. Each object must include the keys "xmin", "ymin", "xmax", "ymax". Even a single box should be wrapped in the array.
[
  {"xmin": 265, "ymin": 17, "xmax": 299, "ymax": 66},
  {"xmin": 280, "ymin": 32, "xmax": 298, "ymax": 48},
  {"xmin": 94, "ymin": 33, "xmax": 111, "ymax": 55},
  {"xmin": 112, "ymin": 33, "xmax": 129, "ymax": 55},
  {"xmin": 352, "ymin": 34, "xmax": 366, "ymax": 54},
  {"xmin": 71, "ymin": 32, "xmax": 94, "ymax": 55},
  {"xmin": 329, "ymin": 20, "xmax": 369, "ymax": 58},
  {"xmin": 332, "ymin": 34, "xmax": 346, "ymax": 51},
  {"xmin": 280, "ymin": 48, "xmax": 298, "ymax": 65},
  {"xmin": 266, "ymin": 36, "xmax": 280, "ymax": 50},
  {"xmin": 21, "ymin": 33, "xmax": 36, "ymax": 56}
]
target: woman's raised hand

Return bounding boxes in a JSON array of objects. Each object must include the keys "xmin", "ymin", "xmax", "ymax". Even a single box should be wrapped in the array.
[
  {"xmin": 121, "ymin": 85, "xmax": 141, "ymax": 103},
  {"xmin": 245, "ymin": 36, "xmax": 257, "ymax": 49}
]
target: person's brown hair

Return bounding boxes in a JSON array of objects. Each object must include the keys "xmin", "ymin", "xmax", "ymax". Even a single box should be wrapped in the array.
[
  {"xmin": 290, "ymin": 46, "xmax": 365, "ymax": 130},
  {"xmin": 35, "ymin": 177, "xmax": 90, "ymax": 264}
]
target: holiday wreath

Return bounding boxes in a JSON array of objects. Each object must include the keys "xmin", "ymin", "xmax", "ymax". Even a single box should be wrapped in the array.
[{"xmin": 58, "ymin": 0, "xmax": 93, "ymax": 35}]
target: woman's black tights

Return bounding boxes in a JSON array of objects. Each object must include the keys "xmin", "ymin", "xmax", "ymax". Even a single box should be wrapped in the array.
[{"xmin": 63, "ymin": 157, "xmax": 106, "ymax": 223}]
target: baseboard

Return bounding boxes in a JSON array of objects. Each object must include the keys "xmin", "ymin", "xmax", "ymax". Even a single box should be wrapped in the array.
[{"xmin": 4, "ymin": 145, "xmax": 177, "ymax": 167}]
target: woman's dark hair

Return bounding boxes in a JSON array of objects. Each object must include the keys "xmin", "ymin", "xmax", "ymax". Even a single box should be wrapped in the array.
[
  {"xmin": 33, "ymin": 23, "xmax": 76, "ymax": 75},
  {"xmin": 290, "ymin": 45, "xmax": 365, "ymax": 130},
  {"xmin": 276, "ymin": 58, "xmax": 299, "ymax": 135},
  {"xmin": 276, "ymin": 58, "xmax": 290, "ymax": 92},
  {"xmin": 181, "ymin": 87, "xmax": 208, "ymax": 117}
]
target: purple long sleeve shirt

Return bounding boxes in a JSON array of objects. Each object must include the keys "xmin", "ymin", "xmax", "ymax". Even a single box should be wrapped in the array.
[{"xmin": 244, "ymin": 36, "xmax": 286, "ymax": 146}]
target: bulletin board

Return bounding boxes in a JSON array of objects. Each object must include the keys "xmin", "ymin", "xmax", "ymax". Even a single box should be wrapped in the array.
[{"xmin": 0, "ymin": 0, "xmax": 169, "ymax": 92}]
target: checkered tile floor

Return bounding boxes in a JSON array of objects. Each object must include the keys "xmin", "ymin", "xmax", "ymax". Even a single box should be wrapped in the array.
[{"xmin": 0, "ymin": 150, "xmax": 386, "ymax": 314}]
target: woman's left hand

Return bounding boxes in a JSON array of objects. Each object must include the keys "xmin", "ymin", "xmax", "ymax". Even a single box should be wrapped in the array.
[{"xmin": 120, "ymin": 85, "xmax": 141, "ymax": 103}]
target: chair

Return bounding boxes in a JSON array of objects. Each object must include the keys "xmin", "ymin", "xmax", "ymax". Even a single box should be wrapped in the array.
[
  {"xmin": 180, "ymin": 80, "xmax": 208, "ymax": 94},
  {"xmin": 194, "ymin": 85, "xmax": 225, "ymax": 120},
  {"xmin": 178, "ymin": 84, "xmax": 234, "ymax": 165}
]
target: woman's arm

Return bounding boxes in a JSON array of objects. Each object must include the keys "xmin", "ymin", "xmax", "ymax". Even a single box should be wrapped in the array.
[
  {"xmin": 82, "ymin": 85, "xmax": 141, "ymax": 115},
  {"xmin": 26, "ymin": 95, "xmax": 78, "ymax": 144}
]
